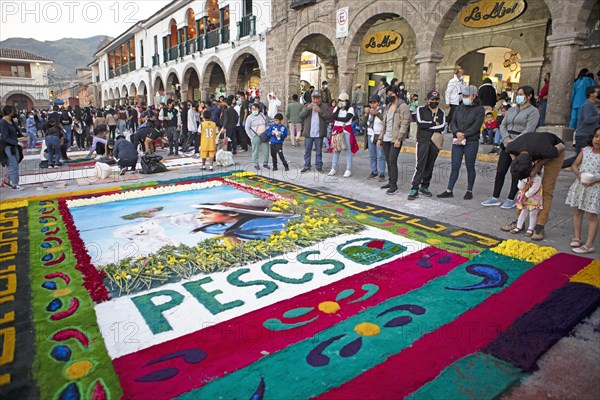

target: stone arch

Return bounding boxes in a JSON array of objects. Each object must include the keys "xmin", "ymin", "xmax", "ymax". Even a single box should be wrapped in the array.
[
  {"xmin": 201, "ymin": 56, "xmax": 228, "ymax": 99},
  {"xmin": 227, "ymin": 46, "xmax": 266, "ymax": 90},
  {"xmin": 129, "ymin": 82, "xmax": 137, "ymax": 97},
  {"xmin": 286, "ymin": 22, "xmax": 339, "ymax": 98},
  {"xmin": 137, "ymin": 80, "xmax": 148, "ymax": 103},
  {"xmin": 153, "ymin": 73, "xmax": 165, "ymax": 94},
  {"xmin": 2, "ymin": 90, "xmax": 35, "ymax": 110},
  {"xmin": 121, "ymin": 85, "xmax": 129, "ymax": 104},
  {"xmin": 182, "ymin": 63, "xmax": 201, "ymax": 101}
]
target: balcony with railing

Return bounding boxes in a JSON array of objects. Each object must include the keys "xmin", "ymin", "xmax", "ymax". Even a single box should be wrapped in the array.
[
  {"xmin": 237, "ymin": 15, "xmax": 256, "ymax": 39},
  {"xmin": 169, "ymin": 46, "xmax": 178, "ymax": 61},
  {"xmin": 152, "ymin": 54, "xmax": 160, "ymax": 66},
  {"xmin": 205, "ymin": 30, "xmax": 220, "ymax": 49},
  {"xmin": 109, "ymin": 70, "xmax": 115, "ymax": 79}
]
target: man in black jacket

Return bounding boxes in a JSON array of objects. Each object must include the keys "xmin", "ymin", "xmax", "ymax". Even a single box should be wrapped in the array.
[
  {"xmin": 408, "ymin": 91, "xmax": 447, "ymax": 200},
  {"xmin": 221, "ymin": 98, "xmax": 239, "ymax": 154}
]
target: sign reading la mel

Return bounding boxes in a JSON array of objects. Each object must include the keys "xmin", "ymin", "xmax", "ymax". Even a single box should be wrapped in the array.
[
  {"xmin": 362, "ymin": 31, "xmax": 403, "ymax": 54},
  {"xmin": 460, "ymin": 0, "xmax": 527, "ymax": 28}
]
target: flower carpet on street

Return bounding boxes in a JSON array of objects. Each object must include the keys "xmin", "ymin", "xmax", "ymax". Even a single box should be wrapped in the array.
[{"xmin": 1, "ymin": 171, "xmax": 598, "ymax": 399}]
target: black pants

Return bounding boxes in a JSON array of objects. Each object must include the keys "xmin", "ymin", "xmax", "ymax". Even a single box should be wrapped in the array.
[
  {"xmin": 118, "ymin": 158, "xmax": 137, "ymax": 169},
  {"xmin": 562, "ymin": 135, "xmax": 587, "ymax": 168},
  {"xmin": 270, "ymin": 143, "xmax": 288, "ymax": 168},
  {"xmin": 447, "ymin": 104, "xmax": 458, "ymax": 124},
  {"xmin": 226, "ymin": 128, "xmax": 237, "ymax": 153},
  {"xmin": 193, "ymin": 134, "xmax": 200, "ymax": 154},
  {"xmin": 492, "ymin": 149, "xmax": 519, "ymax": 200},
  {"xmin": 109, "ymin": 125, "xmax": 116, "ymax": 140},
  {"xmin": 411, "ymin": 141, "xmax": 439, "ymax": 190},
  {"xmin": 74, "ymin": 132, "xmax": 85, "ymax": 149},
  {"xmin": 236, "ymin": 126, "xmax": 248, "ymax": 151},
  {"xmin": 382, "ymin": 141, "xmax": 401, "ymax": 188}
]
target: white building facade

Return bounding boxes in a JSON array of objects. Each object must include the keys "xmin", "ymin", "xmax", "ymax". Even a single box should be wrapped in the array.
[
  {"xmin": 0, "ymin": 48, "xmax": 53, "ymax": 110},
  {"xmin": 93, "ymin": 0, "xmax": 271, "ymax": 106}
]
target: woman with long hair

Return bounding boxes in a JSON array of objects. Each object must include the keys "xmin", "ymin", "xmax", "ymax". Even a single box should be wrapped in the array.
[
  {"xmin": 570, "ymin": 68, "xmax": 596, "ymax": 129},
  {"xmin": 0, "ymin": 105, "xmax": 24, "ymax": 190}
]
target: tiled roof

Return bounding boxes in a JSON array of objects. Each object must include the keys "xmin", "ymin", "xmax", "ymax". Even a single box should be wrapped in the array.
[{"xmin": 0, "ymin": 48, "xmax": 53, "ymax": 62}]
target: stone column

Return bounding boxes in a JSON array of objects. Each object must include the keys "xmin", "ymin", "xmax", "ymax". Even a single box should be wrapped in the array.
[
  {"xmin": 544, "ymin": 32, "xmax": 586, "ymax": 140},
  {"xmin": 519, "ymin": 58, "xmax": 545, "ymax": 94},
  {"xmin": 414, "ymin": 52, "xmax": 443, "ymax": 105},
  {"xmin": 338, "ymin": 67, "xmax": 356, "ymax": 98}
]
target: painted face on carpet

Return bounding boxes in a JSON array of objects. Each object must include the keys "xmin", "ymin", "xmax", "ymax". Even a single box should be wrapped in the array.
[{"xmin": 2, "ymin": 171, "xmax": 598, "ymax": 400}]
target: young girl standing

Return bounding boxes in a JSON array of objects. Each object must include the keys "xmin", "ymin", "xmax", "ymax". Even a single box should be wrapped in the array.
[
  {"xmin": 566, "ymin": 128, "xmax": 600, "ymax": 254},
  {"xmin": 510, "ymin": 162, "xmax": 543, "ymax": 236}
]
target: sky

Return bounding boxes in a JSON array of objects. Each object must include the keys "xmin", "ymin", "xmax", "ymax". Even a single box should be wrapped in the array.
[{"xmin": 1, "ymin": 1, "xmax": 170, "ymax": 41}]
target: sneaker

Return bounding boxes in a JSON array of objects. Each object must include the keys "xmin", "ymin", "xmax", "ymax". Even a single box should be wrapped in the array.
[
  {"xmin": 501, "ymin": 221, "xmax": 518, "ymax": 232},
  {"xmin": 328, "ymin": 168, "xmax": 336, "ymax": 176},
  {"xmin": 500, "ymin": 199, "xmax": 516, "ymax": 209},
  {"xmin": 272, "ymin": 167, "xmax": 278, "ymax": 171},
  {"xmin": 316, "ymin": 168, "xmax": 324, "ymax": 173},
  {"xmin": 343, "ymin": 170, "xmax": 352, "ymax": 178},
  {"xmin": 300, "ymin": 167, "xmax": 311, "ymax": 173},
  {"xmin": 254, "ymin": 165, "xmax": 260, "ymax": 170},
  {"xmin": 381, "ymin": 183, "xmax": 391, "ymax": 189},
  {"xmin": 12, "ymin": 185, "xmax": 24, "ymax": 191},
  {"xmin": 208, "ymin": 165, "xmax": 214, "ymax": 171},
  {"xmin": 531, "ymin": 225, "xmax": 545, "ymax": 241},
  {"xmin": 49, "ymin": 164, "xmax": 55, "ymax": 169},
  {"xmin": 200, "ymin": 165, "xmax": 206, "ymax": 170},
  {"xmin": 437, "ymin": 191, "xmax": 454, "ymax": 198},
  {"xmin": 386, "ymin": 187, "xmax": 398, "ymax": 195},
  {"xmin": 488, "ymin": 147, "xmax": 498, "ymax": 154},
  {"xmin": 463, "ymin": 191, "xmax": 473, "ymax": 200},
  {"xmin": 368, "ymin": 172, "xmax": 378, "ymax": 179},
  {"xmin": 120, "ymin": 168, "xmax": 127, "ymax": 176},
  {"xmin": 56, "ymin": 162, "xmax": 64, "ymax": 167},
  {"xmin": 407, "ymin": 189, "xmax": 419, "ymax": 200},
  {"xmin": 263, "ymin": 164, "xmax": 271, "ymax": 170},
  {"xmin": 419, "ymin": 187, "xmax": 433, "ymax": 197},
  {"xmin": 378, "ymin": 175, "xmax": 386, "ymax": 182},
  {"xmin": 284, "ymin": 165, "xmax": 290, "ymax": 171},
  {"xmin": 481, "ymin": 197, "xmax": 501, "ymax": 207}
]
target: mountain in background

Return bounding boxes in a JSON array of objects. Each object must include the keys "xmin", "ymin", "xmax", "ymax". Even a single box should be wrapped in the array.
[{"xmin": 0, "ymin": 36, "xmax": 112, "ymax": 82}]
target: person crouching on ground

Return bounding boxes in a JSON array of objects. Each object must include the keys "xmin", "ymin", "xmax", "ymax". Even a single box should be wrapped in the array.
[
  {"xmin": 266, "ymin": 113, "xmax": 289, "ymax": 171},
  {"xmin": 114, "ymin": 134, "xmax": 139, "ymax": 175},
  {"xmin": 86, "ymin": 124, "xmax": 108, "ymax": 159},
  {"xmin": 200, "ymin": 110, "xmax": 217, "ymax": 170}
]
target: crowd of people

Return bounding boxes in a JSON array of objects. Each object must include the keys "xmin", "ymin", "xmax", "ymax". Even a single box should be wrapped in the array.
[{"xmin": 1, "ymin": 68, "xmax": 598, "ymax": 251}]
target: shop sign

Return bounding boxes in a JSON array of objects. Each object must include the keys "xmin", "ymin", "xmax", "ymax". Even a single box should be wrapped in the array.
[
  {"xmin": 362, "ymin": 31, "xmax": 403, "ymax": 54},
  {"xmin": 300, "ymin": 53, "xmax": 318, "ymax": 70},
  {"xmin": 460, "ymin": 0, "xmax": 527, "ymax": 28}
]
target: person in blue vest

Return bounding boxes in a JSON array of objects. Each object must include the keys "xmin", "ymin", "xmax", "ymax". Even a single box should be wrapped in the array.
[{"xmin": 191, "ymin": 198, "xmax": 300, "ymax": 244}]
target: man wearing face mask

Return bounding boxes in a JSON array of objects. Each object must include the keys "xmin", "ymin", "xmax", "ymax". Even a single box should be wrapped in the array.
[
  {"xmin": 445, "ymin": 69, "xmax": 465, "ymax": 124},
  {"xmin": 408, "ymin": 91, "xmax": 447, "ymax": 200},
  {"xmin": 299, "ymin": 91, "xmax": 331, "ymax": 173}
]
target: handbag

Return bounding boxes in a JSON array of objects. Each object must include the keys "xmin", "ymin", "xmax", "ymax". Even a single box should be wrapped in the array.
[{"xmin": 431, "ymin": 131, "xmax": 444, "ymax": 150}]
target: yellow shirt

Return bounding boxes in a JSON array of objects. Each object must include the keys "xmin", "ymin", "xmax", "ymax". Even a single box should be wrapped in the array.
[{"xmin": 200, "ymin": 121, "xmax": 217, "ymax": 152}]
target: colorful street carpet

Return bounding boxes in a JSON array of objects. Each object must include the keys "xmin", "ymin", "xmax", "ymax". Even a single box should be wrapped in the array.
[{"xmin": 1, "ymin": 171, "xmax": 599, "ymax": 399}]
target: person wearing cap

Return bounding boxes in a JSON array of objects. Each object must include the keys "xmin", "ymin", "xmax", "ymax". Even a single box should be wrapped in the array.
[
  {"xmin": 408, "ymin": 90, "xmax": 447, "ymax": 200},
  {"xmin": 265, "ymin": 113, "xmax": 289, "ymax": 171},
  {"xmin": 299, "ymin": 91, "xmax": 331, "ymax": 173},
  {"xmin": 437, "ymin": 85, "xmax": 485, "ymax": 200},
  {"xmin": 190, "ymin": 198, "xmax": 300, "ymax": 244},
  {"xmin": 445, "ymin": 69, "xmax": 465, "ymax": 123},
  {"xmin": 363, "ymin": 94, "xmax": 386, "ymax": 181},
  {"xmin": 377, "ymin": 86, "xmax": 410, "ymax": 194},
  {"xmin": 329, "ymin": 92, "xmax": 359, "ymax": 178}
]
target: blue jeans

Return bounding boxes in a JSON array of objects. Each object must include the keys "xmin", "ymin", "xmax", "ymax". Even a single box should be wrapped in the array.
[
  {"xmin": 118, "ymin": 120, "xmax": 127, "ymax": 135},
  {"xmin": 331, "ymin": 131, "xmax": 353, "ymax": 171},
  {"xmin": 46, "ymin": 135, "xmax": 61, "ymax": 165},
  {"xmin": 4, "ymin": 146, "xmax": 20, "ymax": 186},
  {"xmin": 481, "ymin": 128, "xmax": 494, "ymax": 143},
  {"xmin": 28, "ymin": 131, "xmax": 37, "ymax": 149},
  {"xmin": 324, "ymin": 123, "xmax": 333, "ymax": 151},
  {"xmin": 493, "ymin": 129, "xmax": 502, "ymax": 145},
  {"xmin": 447, "ymin": 140, "xmax": 479, "ymax": 191},
  {"xmin": 569, "ymin": 107, "xmax": 580, "ymax": 129},
  {"xmin": 303, "ymin": 137, "xmax": 323, "ymax": 170},
  {"xmin": 355, "ymin": 105, "xmax": 364, "ymax": 134},
  {"xmin": 367, "ymin": 137, "xmax": 385, "ymax": 175},
  {"xmin": 539, "ymin": 99, "xmax": 547, "ymax": 126},
  {"xmin": 63, "ymin": 126, "xmax": 72, "ymax": 146}
]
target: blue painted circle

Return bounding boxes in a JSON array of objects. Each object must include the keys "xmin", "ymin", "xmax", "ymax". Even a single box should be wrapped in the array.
[
  {"xmin": 41, "ymin": 227, "xmax": 49, "ymax": 233},
  {"xmin": 51, "ymin": 345, "xmax": 72, "ymax": 362},
  {"xmin": 42, "ymin": 254, "xmax": 53, "ymax": 262}
]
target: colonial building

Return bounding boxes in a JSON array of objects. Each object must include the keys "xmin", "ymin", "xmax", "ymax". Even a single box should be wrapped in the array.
[
  {"xmin": 92, "ymin": 0, "xmax": 269, "ymax": 106},
  {"xmin": 0, "ymin": 48, "xmax": 53, "ymax": 110},
  {"xmin": 266, "ymin": 0, "xmax": 599, "ymax": 139},
  {"xmin": 56, "ymin": 68, "xmax": 96, "ymax": 107}
]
